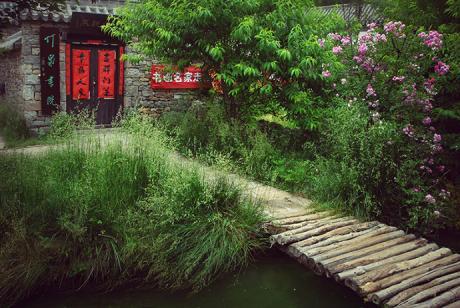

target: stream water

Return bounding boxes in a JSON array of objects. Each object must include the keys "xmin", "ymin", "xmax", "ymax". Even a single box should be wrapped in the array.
[{"xmin": 22, "ymin": 250, "xmax": 368, "ymax": 308}]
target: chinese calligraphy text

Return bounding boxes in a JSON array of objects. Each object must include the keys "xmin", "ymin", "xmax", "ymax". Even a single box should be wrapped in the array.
[
  {"xmin": 40, "ymin": 27, "xmax": 60, "ymax": 115},
  {"xmin": 151, "ymin": 65, "xmax": 207, "ymax": 89},
  {"xmin": 72, "ymin": 49, "xmax": 90, "ymax": 100},
  {"xmin": 97, "ymin": 49, "xmax": 116, "ymax": 99}
]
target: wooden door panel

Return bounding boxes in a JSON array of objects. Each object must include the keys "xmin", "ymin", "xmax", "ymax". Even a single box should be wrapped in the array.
[{"xmin": 68, "ymin": 43, "xmax": 123, "ymax": 125}]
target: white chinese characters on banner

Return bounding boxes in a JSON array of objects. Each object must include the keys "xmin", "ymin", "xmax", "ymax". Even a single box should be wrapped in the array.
[
  {"xmin": 151, "ymin": 65, "xmax": 206, "ymax": 89},
  {"xmin": 152, "ymin": 72, "xmax": 202, "ymax": 83}
]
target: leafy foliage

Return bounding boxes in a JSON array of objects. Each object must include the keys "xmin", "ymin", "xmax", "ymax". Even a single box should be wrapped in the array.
[{"xmin": 104, "ymin": 0, "xmax": 347, "ymax": 128}]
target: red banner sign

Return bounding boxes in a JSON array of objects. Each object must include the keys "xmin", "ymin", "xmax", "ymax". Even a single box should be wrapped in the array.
[
  {"xmin": 151, "ymin": 65, "xmax": 205, "ymax": 89},
  {"xmin": 97, "ymin": 49, "xmax": 116, "ymax": 99},
  {"xmin": 72, "ymin": 49, "xmax": 90, "ymax": 100}
]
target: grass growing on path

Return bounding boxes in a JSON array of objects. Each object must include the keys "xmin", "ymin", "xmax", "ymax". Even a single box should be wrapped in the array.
[{"xmin": 0, "ymin": 120, "xmax": 265, "ymax": 307}]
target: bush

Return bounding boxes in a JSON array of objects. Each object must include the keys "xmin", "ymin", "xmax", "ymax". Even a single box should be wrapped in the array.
[
  {"xmin": 0, "ymin": 121, "xmax": 265, "ymax": 307},
  {"xmin": 0, "ymin": 103, "xmax": 29, "ymax": 143},
  {"xmin": 159, "ymin": 101, "xmax": 283, "ymax": 182},
  {"xmin": 121, "ymin": 169, "xmax": 264, "ymax": 291},
  {"xmin": 317, "ymin": 21, "xmax": 456, "ymax": 232},
  {"xmin": 48, "ymin": 110, "xmax": 96, "ymax": 140},
  {"xmin": 47, "ymin": 112, "xmax": 75, "ymax": 139}
]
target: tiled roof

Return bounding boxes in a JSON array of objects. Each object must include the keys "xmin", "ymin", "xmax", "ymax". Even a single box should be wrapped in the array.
[
  {"xmin": 1, "ymin": 2, "xmax": 382, "ymax": 26},
  {"xmin": 19, "ymin": 4, "xmax": 116, "ymax": 23},
  {"xmin": 0, "ymin": 2, "xmax": 18, "ymax": 25},
  {"xmin": 0, "ymin": 2, "xmax": 117, "ymax": 25},
  {"xmin": 320, "ymin": 4, "xmax": 383, "ymax": 25}
]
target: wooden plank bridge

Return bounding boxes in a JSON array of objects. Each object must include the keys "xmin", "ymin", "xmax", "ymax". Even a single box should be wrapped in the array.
[
  {"xmin": 237, "ymin": 179, "xmax": 460, "ymax": 308},
  {"xmin": 260, "ymin": 201, "xmax": 460, "ymax": 307}
]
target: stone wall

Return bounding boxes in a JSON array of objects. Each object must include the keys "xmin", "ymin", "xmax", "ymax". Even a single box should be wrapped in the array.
[
  {"xmin": 0, "ymin": 48, "xmax": 22, "ymax": 105},
  {"xmin": 124, "ymin": 57, "xmax": 201, "ymax": 117}
]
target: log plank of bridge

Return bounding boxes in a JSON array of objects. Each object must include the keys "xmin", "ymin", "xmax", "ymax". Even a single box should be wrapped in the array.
[
  {"xmin": 265, "ymin": 207, "xmax": 460, "ymax": 307},
  {"xmin": 339, "ymin": 244, "xmax": 442, "ymax": 282},
  {"xmin": 386, "ymin": 271, "xmax": 460, "ymax": 306}
]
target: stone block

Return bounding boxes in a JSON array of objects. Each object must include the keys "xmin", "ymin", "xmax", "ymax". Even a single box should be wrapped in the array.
[
  {"xmin": 23, "ymin": 55, "xmax": 39, "ymax": 65},
  {"xmin": 23, "ymin": 102, "xmax": 42, "ymax": 112},
  {"xmin": 22, "ymin": 85, "xmax": 34, "ymax": 101},
  {"xmin": 125, "ymin": 85, "xmax": 139, "ymax": 95},
  {"xmin": 142, "ymin": 90, "xmax": 152, "ymax": 97},
  {"xmin": 23, "ymin": 110, "xmax": 37, "ymax": 120},
  {"xmin": 31, "ymin": 47, "xmax": 40, "ymax": 56},
  {"xmin": 126, "ymin": 68, "xmax": 141, "ymax": 77},
  {"xmin": 25, "ymin": 74, "xmax": 40, "ymax": 85},
  {"xmin": 22, "ymin": 64, "xmax": 33, "ymax": 74}
]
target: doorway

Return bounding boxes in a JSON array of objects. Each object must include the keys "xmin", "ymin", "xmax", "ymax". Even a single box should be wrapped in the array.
[{"xmin": 67, "ymin": 43, "xmax": 123, "ymax": 125}]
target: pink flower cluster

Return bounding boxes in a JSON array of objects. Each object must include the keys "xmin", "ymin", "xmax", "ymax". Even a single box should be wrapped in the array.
[
  {"xmin": 375, "ymin": 33, "xmax": 387, "ymax": 43},
  {"xmin": 402, "ymin": 124, "xmax": 415, "ymax": 137},
  {"xmin": 424, "ymin": 194, "xmax": 436, "ymax": 204},
  {"xmin": 383, "ymin": 21, "xmax": 405, "ymax": 38},
  {"xmin": 433, "ymin": 133, "xmax": 442, "ymax": 143},
  {"xmin": 367, "ymin": 22, "xmax": 378, "ymax": 31},
  {"xmin": 341, "ymin": 36, "xmax": 351, "ymax": 45},
  {"xmin": 328, "ymin": 33, "xmax": 342, "ymax": 41},
  {"xmin": 392, "ymin": 76, "xmax": 405, "ymax": 82},
  {"xmin": 424, "ymin": 78, "xmax": 436, "ymax": 95},
  {"xmin": 418, "ymin": 31, "xmax": 443, "ymax": 50},
  {"xmin": 434, "ymin": 61, "xmax": 450, "ymax": 76},
  {"xmin": 358, "ymin": 43, "xmax": 368, "ymax": 55},
  {"xmin": 366, "ymin": 83, "xmax": 376, "ymax": 97},
  {"xmin": 422, "ymin": 117, "xmax": 432, "ymax": 126},
  {"xmin": 332, "ymin": 46, "xmax": 343, "ymax": 55},
  {"xmin": 318, "ymin": 38, "xmax": 325, "ymax": 48},
  {"xmin": 322, "ymin": 22, "xmax": 451, "ymax": 208}
]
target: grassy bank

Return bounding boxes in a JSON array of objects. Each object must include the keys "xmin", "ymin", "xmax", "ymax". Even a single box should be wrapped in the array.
[
  {"xmin": 0, "ymin": 119, "xmax": 265, "ymax": 307},
  {"xmin": 156, "ymin": 100, "xmax": 460, "ymax": 236}
]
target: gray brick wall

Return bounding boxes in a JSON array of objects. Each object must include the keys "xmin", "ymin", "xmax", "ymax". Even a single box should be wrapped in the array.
[{"xmin": 124, "ymin": 55, "xmax": 200, "ymax": 117}]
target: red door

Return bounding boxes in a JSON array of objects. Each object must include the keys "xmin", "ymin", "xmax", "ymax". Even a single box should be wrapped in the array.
[{"xmin": 67, "ymin": 43, "xmax": 123, "ymax": 125}]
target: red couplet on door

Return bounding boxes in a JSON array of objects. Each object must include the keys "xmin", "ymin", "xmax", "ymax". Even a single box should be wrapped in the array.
[
  {"xmin": 97, "ymin": 49, "xmax": 116, "ymax": 99},
  {"xmin": 72, "ymin": 49, "xmax": 91, "ymax": 100}
]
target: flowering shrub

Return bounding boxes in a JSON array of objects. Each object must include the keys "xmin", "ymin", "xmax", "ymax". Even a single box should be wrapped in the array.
[{"xmin": 320, "ymin": 22, "xmax": 452, "ymax": 231}]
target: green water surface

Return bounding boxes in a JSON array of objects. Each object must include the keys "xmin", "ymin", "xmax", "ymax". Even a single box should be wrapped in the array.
[{"xmin": 22, "ymin": 251, "xmax": 368, "ymax": 308}]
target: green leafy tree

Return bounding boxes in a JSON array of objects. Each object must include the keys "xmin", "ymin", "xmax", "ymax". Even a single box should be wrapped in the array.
[{"xmin": 104, "ymin": 0, "xmax": 346, "ymax": 129}]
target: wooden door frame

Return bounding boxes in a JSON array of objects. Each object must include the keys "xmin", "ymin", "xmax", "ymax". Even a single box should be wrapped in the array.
[{"xmin": 66, "ymin": 41, "xmax": 124, "ymax": 126}]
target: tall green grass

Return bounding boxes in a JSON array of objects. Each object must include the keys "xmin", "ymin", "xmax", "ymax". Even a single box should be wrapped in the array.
[{"xmin": 0, "ymin": 117, "xmax": 265, "ymax": 307}]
